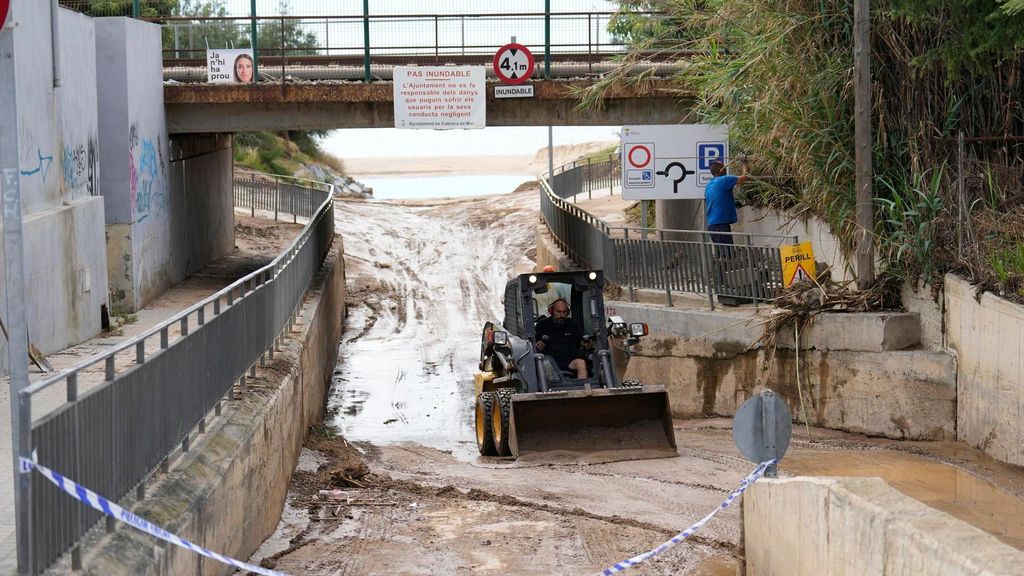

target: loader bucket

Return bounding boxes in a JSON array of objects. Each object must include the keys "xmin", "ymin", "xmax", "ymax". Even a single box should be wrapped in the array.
[{"xmin": 508, "ymin": 386, "xmax": 677, "ymax": 464}]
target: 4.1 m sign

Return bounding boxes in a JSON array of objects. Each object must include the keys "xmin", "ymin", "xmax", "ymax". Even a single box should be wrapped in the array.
[{"xmin": 620, "ymin": 124, "xmax": 729, "ymax": 200}]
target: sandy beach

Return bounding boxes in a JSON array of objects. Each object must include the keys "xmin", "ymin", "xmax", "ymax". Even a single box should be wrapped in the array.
[{"xmin": 344, "ymin": 140, "xmax": 617, "ymax": 178}]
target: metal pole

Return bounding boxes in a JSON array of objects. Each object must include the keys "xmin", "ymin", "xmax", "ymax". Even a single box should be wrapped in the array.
[
  {"xmin": 362, "ymin": 0, "xmax": 371, "ymax": 82},
  {"xmin": 957, "ymin": 131, "xmax": 964, "ymax": 261},
  {"xmin": 1, "ymin": 23, "xmax": 34, "ymax": 573},
  {"xmin": 250, "ymin": 0, "xmax": 259, "ymax": 80},
  {"xmin": 544, "ymin": 0, "xmax": 551, "ymax": 79},
  {"xmin": 547, "ymin": 126, "xmax": 554, "ymax": 182},
  {"xmin": 854, "ymin": 0, "xmax": 874, "ymax": 289}
]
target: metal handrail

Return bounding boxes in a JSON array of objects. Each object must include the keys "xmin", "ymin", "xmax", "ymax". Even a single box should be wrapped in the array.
[
  {"xmin": 18, "ymin": 174, "xmax": 335, "ymax": 574},
  {"xmin": 23, "ymin": 179, "xmax": 333, "ymax": 398},
  {"xmin": 542, "ymin": 157, "xmax": 796, "ymax": 307}
]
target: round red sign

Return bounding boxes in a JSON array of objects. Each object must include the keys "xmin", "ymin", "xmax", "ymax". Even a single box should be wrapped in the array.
[
  {"xmin": 492, "ymin": 43, "xmax": 535, "ymax": 85},
  {"xmin": 0, "ymin": 0, "xmax": 10, "ymax": 30}
]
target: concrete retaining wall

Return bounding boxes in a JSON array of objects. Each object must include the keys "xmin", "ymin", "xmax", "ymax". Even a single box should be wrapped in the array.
[
  {"xmin": 946, "ymin": 274, "xmax": 1024, "ymax": 466},
  {"xmin": 625, "ymin": 336, "xmax": 956, "ymax": 440},
  {"xmin": 97, "ymin": 17, "xmax": 172, "ymax": 312},
  {"xmin": 53, "ymin": 239, "xmax": 346, "ymax": 575},
  {"xmin": 167, "ymin": 134, "xmax": 235, "ymax": 283},
  {"xmin": 0, "ymin": 4, "xmax": 110, "ymax": 372},
  {"xmin": 736, "ymin": 206, "xmax": 855, "ymax": 283},
  {"xmin": 744, "ymin": 476, "xmax": 1024, "ymax": 575}
]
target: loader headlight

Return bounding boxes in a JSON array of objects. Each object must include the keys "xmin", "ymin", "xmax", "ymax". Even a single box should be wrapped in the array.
[
  {"xmin": 588, "ymin": 272, "xmax": 597, "ymax": 281},
  {"xmin": 629, "ymin": 323, "xmax": 648, "ymax": 337},
  {"xmin": 492, "ymin": 331, "xmax": 508, "ymax": 346},
  {"xmin": 528, "ymin": 274, "xmax": 538, "ymax": 284}
]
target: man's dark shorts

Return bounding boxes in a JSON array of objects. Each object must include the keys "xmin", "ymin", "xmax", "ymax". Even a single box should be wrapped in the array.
[{"xmin": 708, "ymin": 223, "xmax": 734, "ymax": 245}]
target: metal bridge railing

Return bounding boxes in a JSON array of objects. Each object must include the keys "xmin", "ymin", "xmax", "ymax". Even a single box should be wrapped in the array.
[
  {"xmin": 542, "ymin": 159, "xmax": 797, "ymax": 308},
  {"xmin": 17, "ymin": 174, "xmax": 334, "ymax": 574}
]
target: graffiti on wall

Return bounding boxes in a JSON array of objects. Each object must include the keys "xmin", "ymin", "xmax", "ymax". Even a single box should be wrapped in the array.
[
  {"xmin": 21, "ymin": 148, "xmax": 54, "ymax": 180},
  {"xmin": 128, "ymin": 124, "xmax": 167, "ymax": 223},
  {"xmin": 62, "ymin": 140, "xmax": 98, "ymax": 196}
]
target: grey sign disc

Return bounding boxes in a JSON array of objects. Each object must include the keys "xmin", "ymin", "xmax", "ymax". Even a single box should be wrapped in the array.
[{"xmin": 732, "ymin": 389, "xmax": 792, "ymax": 465}]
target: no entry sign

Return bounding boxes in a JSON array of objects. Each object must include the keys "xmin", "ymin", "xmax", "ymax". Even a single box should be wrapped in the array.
[{"xmin": 492, "ymin": 43, "xmax": 534, "ymax": 85}]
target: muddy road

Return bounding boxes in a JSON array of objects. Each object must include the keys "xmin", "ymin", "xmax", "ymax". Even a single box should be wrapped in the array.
[{"xmin": 247, "ymin": 187, "xmax": 1024, "ymax": 576}]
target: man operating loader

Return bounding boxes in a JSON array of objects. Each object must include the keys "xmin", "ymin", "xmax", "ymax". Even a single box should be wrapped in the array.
[{"xmin": 534, "ymin": 298, "xmax": 589, "ymax": 379}]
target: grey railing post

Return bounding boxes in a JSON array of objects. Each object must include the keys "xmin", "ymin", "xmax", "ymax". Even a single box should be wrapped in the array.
[
  {"xmin": 250, "ymin": 0, "xmax": 259, "ymax": 80},
  {"xmin": 362, "ymin": 0, "xmax": 371, "ymax": 82},
  {"xmin": 745, "ymin": 233, "xmax": 759, "ymax": 309},
  {"xmin": 275, "ymin": 179, "xmax": 280, "ymax": 221},
  {"xmin": 699, "ymin": 235, "xmax": 715, "ymax": 310}
]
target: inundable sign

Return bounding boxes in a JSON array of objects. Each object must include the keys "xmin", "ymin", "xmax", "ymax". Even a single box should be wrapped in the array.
[{"xmin": 492, "ymin": 43, "xmax": 535, "ymax": 85}]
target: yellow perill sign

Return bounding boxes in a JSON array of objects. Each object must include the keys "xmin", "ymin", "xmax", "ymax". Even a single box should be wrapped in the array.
[{"xmin": 780, "ymin": 241, "xmax": 815, "ymax": 287}]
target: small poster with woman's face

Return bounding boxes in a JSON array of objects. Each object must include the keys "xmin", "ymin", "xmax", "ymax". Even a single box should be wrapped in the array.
[{"xmin": 207, "ymin": 49, "xmax": 255, "ymax": 84}]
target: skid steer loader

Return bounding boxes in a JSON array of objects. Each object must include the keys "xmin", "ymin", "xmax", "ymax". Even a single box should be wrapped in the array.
[{"xmin": 473, "ymin": 270, "xmax": 677, "ymax": 463}]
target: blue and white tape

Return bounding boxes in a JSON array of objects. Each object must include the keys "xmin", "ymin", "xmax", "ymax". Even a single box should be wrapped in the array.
[
  {"xmin": 595, "ymin": 460, "xmax": 775, "ymax": 575},
  {"xmin": 19, "ymin": 457, "xmax": 289, "ymax": 576}
]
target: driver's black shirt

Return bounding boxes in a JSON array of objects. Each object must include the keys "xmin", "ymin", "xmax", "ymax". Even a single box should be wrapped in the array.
[{"xmin": 535, "ymin": 316, "xmax": 583, "ymax": 369}]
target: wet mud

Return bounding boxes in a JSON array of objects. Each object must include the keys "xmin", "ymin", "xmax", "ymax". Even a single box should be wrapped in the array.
[{"xmin": 249, "ymin": 188, "xmax": 1024, "ymax": 575}]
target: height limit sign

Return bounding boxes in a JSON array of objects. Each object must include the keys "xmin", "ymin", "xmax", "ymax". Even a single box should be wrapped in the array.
[{"xmin": 493, "ymin": 43, "xmax": 535, "ymax": 85}]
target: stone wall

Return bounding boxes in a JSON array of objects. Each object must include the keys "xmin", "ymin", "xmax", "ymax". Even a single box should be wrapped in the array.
[
  {"xmin": 744, "ymin": 476, "xmax": 1024, "ymax": 575},
  {"xmin": 946, "ymin": 273, "xmax": 1024, "ymax": 466}
]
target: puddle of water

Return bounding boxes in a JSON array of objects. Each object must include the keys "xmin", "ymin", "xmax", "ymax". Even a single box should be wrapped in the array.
[
  {"xmin": 688, "ymin": 554, "xmax": 736, "ymax": 576},
  {"xmin": 784, "ymin": 451, "xmax": 1024, "ymax": 550}
]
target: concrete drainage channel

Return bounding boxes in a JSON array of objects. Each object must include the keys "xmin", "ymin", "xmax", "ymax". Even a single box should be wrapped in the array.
[{"xmin": 41, "ymin": 244, "xmax": 345, "ymax": 575}]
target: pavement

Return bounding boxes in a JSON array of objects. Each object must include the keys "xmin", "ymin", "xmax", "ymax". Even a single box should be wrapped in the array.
[{"xmin": 0, "ymin": 211, "xmax": 303, "ymax": 575}]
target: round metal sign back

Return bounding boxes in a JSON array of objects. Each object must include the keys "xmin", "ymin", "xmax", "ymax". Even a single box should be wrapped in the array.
[
  {"xmin": 732, "ymin": 389, "xmax": 792, "ymax": 466},
  {"xmin": 492, "ymin": 43, "xmax": 535, "ymax": 85}
]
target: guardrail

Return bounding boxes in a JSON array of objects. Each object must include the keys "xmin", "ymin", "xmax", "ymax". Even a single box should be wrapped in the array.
[
  {"xmin": 17, "ymin": 174, "xmax": 334, "ymax": 574},
  {"xmin": 542, "ymin": 158, "xmax": 797, "ymax": 308},
  {"xmin": 57, "ymin": 2, "xmax": 684, "ymax": 83}
]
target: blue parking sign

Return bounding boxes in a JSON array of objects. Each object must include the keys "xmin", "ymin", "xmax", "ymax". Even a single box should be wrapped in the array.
[{"xmin": 697, "ymin": 143, "xmax": 726, "ymax": 170}]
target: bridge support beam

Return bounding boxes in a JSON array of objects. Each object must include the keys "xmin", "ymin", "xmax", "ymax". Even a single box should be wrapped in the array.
[{"xmin": 165, "ymin": 80, "xmax": 694, "ymax": 133}]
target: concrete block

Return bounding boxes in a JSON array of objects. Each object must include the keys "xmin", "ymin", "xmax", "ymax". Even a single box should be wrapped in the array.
[
  {"xmin": 625, "ymin": 340, "xmax": 956, "ymax": 440},
  {"xmin": 608, "ymin": 300, "xmax": 921, "ymax": 352},
  {"xmin": 946, "ymin": 274, "xmax": 1024, "ymax": 467},
  {"xmin": 745, "ymin": 477, "xmax": 1024, "ymax": 576}
]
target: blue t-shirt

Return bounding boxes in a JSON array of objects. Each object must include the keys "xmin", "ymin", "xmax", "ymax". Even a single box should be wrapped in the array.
[{"xmin": 705, "ymin": 174, "xmax": 739, "ymax": 226}]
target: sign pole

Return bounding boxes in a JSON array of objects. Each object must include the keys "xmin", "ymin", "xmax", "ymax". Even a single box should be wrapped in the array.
[{"xmin": 1, "ymin": 18, "xmax": 34, "ymax": 575}]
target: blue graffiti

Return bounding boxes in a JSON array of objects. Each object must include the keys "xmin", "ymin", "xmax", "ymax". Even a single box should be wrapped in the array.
[
  {"xmin": 134, "ymin": 138, "xmax": 165, "ymax": 222},
  {"xmin": 21, "ymin": 149, "xmax": 54, "ymax": 181}
]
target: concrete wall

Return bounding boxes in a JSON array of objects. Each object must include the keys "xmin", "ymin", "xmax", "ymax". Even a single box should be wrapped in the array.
[
  {"xmin": 167, "ymin": 134, "xmax": 235, "ymax": 283},
  {"xmin": 0, "ymin": 3, "xmax": 109, "ymax": 366},
  {"xmin": 624, "ymin": 335, "xmax": 956, "ymax": 440},
  {"xmin": 50, "ymin": 239, "xmax": 346, "ymax": 575},
  {"xmin": 744, "ymin": 476, "xmax": 1024, "ymax": 575},
  {"xmin": 946, "ymin": 274, "xmax": 1024, "ymax": 467},
  {"xmin": 736, "ymin": 206, "xmax": 855, "ymax": 283},
  {"xmin": 96, "ymin": 17, "xmax": 172, "ymax": 312}
]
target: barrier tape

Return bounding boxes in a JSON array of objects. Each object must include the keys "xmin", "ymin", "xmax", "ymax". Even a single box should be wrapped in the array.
[
  {"xmin": 595, "ymin": 460, "xmax": 775, "ymax": 575},
  {"xmin": 19, "ymin": 457, "xmax": 289, "ymax": 576}
]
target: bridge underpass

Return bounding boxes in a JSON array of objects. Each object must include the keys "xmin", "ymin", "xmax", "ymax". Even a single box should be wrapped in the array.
[{"xmin": 164, "ymin": 78, "xmax": 692, "ymax": 132}]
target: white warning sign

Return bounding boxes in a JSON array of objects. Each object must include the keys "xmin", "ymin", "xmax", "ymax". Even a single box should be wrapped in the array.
[
  {"xmin": 620, "ymin": 125, "xmax": 729, "ymax": 200},
  {"xmin": 394, "ymin": 66, "xmax": 486, "ymax": 130}
]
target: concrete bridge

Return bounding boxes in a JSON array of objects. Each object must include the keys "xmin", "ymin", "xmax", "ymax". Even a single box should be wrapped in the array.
[{"xmin": 164, "ymin": 77, "xmax": 693, "ymax": 133}]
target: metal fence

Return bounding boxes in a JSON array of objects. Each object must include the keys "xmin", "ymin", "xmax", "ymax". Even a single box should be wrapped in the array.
[
  {"xmin": 58, "ymin": 1, "xmax": 684, "ymax": 82},
  {"xmin": 17, "ymin": 174, "xmax": 334, "ymax": 574},
  {"xmin": 543, "ymin": 158, "xmax": 797, "ymax": 307}
]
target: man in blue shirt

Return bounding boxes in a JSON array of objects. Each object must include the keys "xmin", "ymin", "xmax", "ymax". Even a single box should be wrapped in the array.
[{"xmin": 704, "ymin": 159, "xmax": 749, "ymax": 244}]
